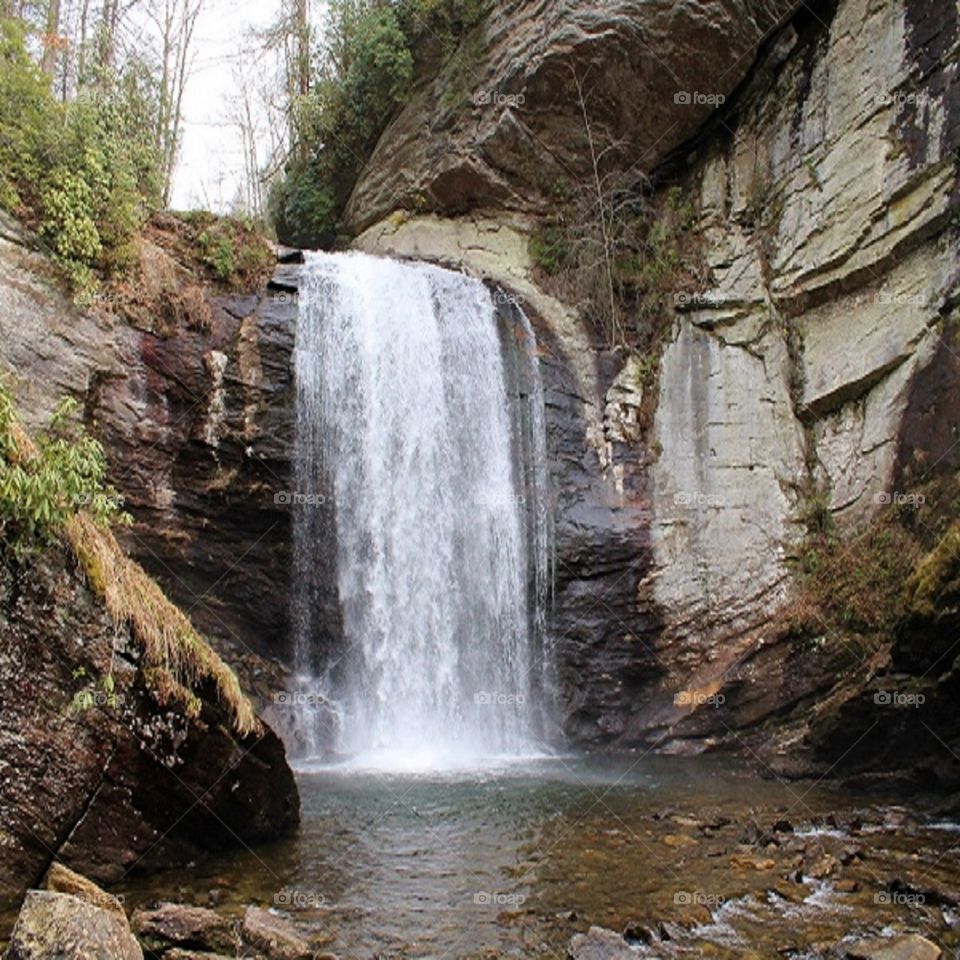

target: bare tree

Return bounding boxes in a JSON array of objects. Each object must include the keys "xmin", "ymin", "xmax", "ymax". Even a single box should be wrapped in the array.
[
  {"xmin": 229, "ymin": 59, "xmax": 265, "ymax": 216},
  {"xmin": 40, "ymin": 0, "xmax": 64, "ymax": 78},
  {"xmin": 146, "ymin": 0, "xmax": 204, "ymax": 203}
]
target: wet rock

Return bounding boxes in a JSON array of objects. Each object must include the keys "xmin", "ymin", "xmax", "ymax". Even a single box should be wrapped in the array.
[
  {"xmin": 567, "ymin": 926, "xmax": 637, "ymax": 960},
  {"xmin": 729, "ymin": 854, "xmax": 777, "ymax": 871},
  {"xmin": 131, "ymin": 902, "xmax": 239, "ymax": 956},
  {"xmin": 835, "ymin": 879, "xmax": 860, "ymax": 893},
  {"xmin": 0, "ymin": 229, "xmax": 297, "ymax": 666},
  {"xmin": 241, "ymin": 906, "xmax": 312, "ymax": 960},
  {"xmin": 41, "ymin": 864, "xmax": 127, "ymax": 921},
  {"xmin": 0, "ymin": 546, "xmax": 299, "ymax": 913},
  {"xmin": 6, "ymin": 890, "xmax": 143, "ymax": 960},
  {"xmin": 806, "ymin": 853, "xmax": 840, "ymax": 880},
  {"xmin": 621, "ymin": 920, "xmax": 654, "ymax": 945},
  {"xmin": 164, "ymin": 952, "xmax": 233, "ymax": 960},
  {"xmin": 845, "ymin": 934, "xmax": 942, "ymax": 960}
]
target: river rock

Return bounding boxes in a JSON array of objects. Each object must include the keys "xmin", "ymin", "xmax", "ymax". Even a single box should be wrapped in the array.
[
  {"xmin": 241, "ymin": 906, "xmax": 312, "ymax": 960},
  {"xmin": 5, "ymin": 890, "xmax": 143, "ymax": 960},
  {"xmin": 567, "ymin": 926, "xmax": 637, "ymax": 960},
  {"xmin": 164, "ymin": 952, "xmax": 234, "ymax": 960},
  {"xmin": 845, "ymin": 934, "xmax": 942, "ymax": 960},
  {"xmin": 41, "ymin": 864, "xmax": 127, "ymax": 921},
  {"xmin": 131, "ymin": 903, "xmax": 239, "ymax": 955}
]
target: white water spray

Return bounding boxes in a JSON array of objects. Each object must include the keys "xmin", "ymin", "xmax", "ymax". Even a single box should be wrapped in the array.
[{"xmin": 290, "ymin": 252, "xmax": 552, "ymax": 769}]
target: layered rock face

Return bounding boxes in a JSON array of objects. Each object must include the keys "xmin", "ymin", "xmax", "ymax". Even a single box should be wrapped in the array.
[
  {"xmin": 638, "ymin": 0, "xmax": 960, "ymax": 752},
  {"xmin": 2, "ymin": 0, "xmax": 957, "ymax": 773},
  {"xmin": 0, "ymin": 544, "xmax": 299, "ymax": 916},
  {"xmin": 344, "ymin": 0, "xmax": 799, "ymax": 232},
  {"xmin": 0, "ymin": 220, "xmax": 298, "ymax": 667},
  {"xmin": 351, "ymin": 0, "xmax": 960, "ymax": 760}
]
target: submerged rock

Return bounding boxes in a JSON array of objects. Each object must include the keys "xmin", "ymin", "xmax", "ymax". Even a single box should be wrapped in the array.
[
  {"xmin": 241, "ymin": 906, "xmax": 312, "ymax": 960},
  {"xmin": 5, "ymin": 890, "xmax": 143, "ymax": 960},
  {"xmin": 131, "ymin": 902, "xmax": 239, "ymax": 956},
  {"xmin": 845, "ymin": 934, "xmax": 942, "ymax": 960},
  {"xmin": 567, "ymin": 926, "xmax": 637, "ymax": 960}
]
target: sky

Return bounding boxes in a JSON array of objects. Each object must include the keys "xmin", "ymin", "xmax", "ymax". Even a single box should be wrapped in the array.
[
  {"xmin": 170, "ymin": 0, "xmax": 320, "ymax": 211},
  {"xmin": 169, "ymin": 0, "xmax": 273, "ymax": 211}
]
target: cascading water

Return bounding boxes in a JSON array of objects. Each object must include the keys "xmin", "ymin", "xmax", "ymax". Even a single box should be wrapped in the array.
[{"xmin": 290, "ymin": 251, "xmax": 553, "ymax": 769}]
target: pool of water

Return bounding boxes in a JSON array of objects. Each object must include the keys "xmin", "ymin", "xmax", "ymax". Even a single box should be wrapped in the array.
[{"xmin": 116, "ymin": 755, "xmax": 960, "ymax": 958}]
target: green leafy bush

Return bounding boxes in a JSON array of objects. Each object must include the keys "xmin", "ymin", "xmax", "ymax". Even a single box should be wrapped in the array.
[
  {"xmin": 0, "ymin": 386, "xmax": 128, "ymax": 558},
  {"xmin": 0, "ymin": 17, "xmax": 162, "ymax": 298},
  {"xmin": 0, "ymin": 18, "xmax": 53, "ymax": 211},
  {"xmin": 271, "ymin": 0, "xmax": 489, "ymax": 247}
]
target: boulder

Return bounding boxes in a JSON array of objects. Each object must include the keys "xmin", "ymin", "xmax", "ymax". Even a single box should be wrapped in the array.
[
  {"xmin": 131, "ymin": 903, "xmax": 239, "ymax": 956},
  {"xmin": 241, "ymin": 906, "xmax": 312, "ymax": 960},
  {"xmin": 567, "ymin": 926, "xmax": 637, "ymax": 960},
  {"xmin": 5, "ymin": 890, "xmax": 142, "ymax": 960},
  {"xmin": 41, "ymin": 864, "xmax": 127, "ymax": 922},
  {"xmin": 845, "ymin": 934, "xmax": 942, "ymax": 960},
  {"xmin": 0, "ymin": 545, "xmax": 300, "ymax": 913}
]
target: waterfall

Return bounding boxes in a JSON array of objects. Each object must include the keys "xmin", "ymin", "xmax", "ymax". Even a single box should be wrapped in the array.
[{"xmin": 290, "ymin": 251, "xmax": 553, "ymax": 769}]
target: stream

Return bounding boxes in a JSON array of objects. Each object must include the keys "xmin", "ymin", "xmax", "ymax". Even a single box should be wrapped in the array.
[{"xmin": 116, "ymin": 755, "xmax": 960, "ymax": 958}]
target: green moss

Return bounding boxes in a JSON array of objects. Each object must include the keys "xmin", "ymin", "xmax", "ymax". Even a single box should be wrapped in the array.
[
  {"xmin": 530, "ymin": 226, "xmax": 569, "ymax": 276},
  {"xmin": 906, "ymin": 522, "xmax": 960, "ymax": 619}
]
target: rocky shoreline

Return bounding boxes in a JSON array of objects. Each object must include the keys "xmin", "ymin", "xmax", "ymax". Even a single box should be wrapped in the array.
[{"xmin": 6, "ymin": 794, "xmax": 958, "ymax": 960}]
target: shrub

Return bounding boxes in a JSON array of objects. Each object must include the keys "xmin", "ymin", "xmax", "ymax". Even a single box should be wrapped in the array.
[
  {"xmin": 0, "ymin": 17, "xmax": 162, "ymax": 298},
  {"xmin": 271, "ymin": 0, "xmax": 489, "ymax": 247},
  {"xmin": 0, "ymin": 387, "xmax": 127, "ymax": 558}
]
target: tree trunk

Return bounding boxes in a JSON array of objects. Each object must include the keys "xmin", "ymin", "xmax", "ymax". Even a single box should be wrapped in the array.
[{"xmin": 41, "ymin": 0, "xmax": 62, "ymax": 79}]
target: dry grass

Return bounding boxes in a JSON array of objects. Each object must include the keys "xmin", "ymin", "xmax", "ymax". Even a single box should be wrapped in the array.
[
  {"xmin": 5, "ymin": 398, "xmax": 259, "ymax": 737},
  {"xmin": 65, "ymin": 514, "xmax": 259, "ymax": 736}
]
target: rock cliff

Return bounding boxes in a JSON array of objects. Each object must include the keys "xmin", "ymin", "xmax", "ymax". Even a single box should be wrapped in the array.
[
  {"xmin": 0, "ymin": 542, "xmax": 299, "ymax": 915},
  {"xmin": 1, "ymin": 0, "xmax": 958, "ymax": 785},
  {"xmin": 349, "ymin": 0, "xmax": 960, "ymax": 776},
  {"xmin": 0, "ymin": 215, "xmax": 298, "ymax": 668}
]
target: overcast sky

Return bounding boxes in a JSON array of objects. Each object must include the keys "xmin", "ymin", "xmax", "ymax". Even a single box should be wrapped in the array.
[{"xmin": 170, "ymin": 0, "xmax": 321, "ymax": 211}]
